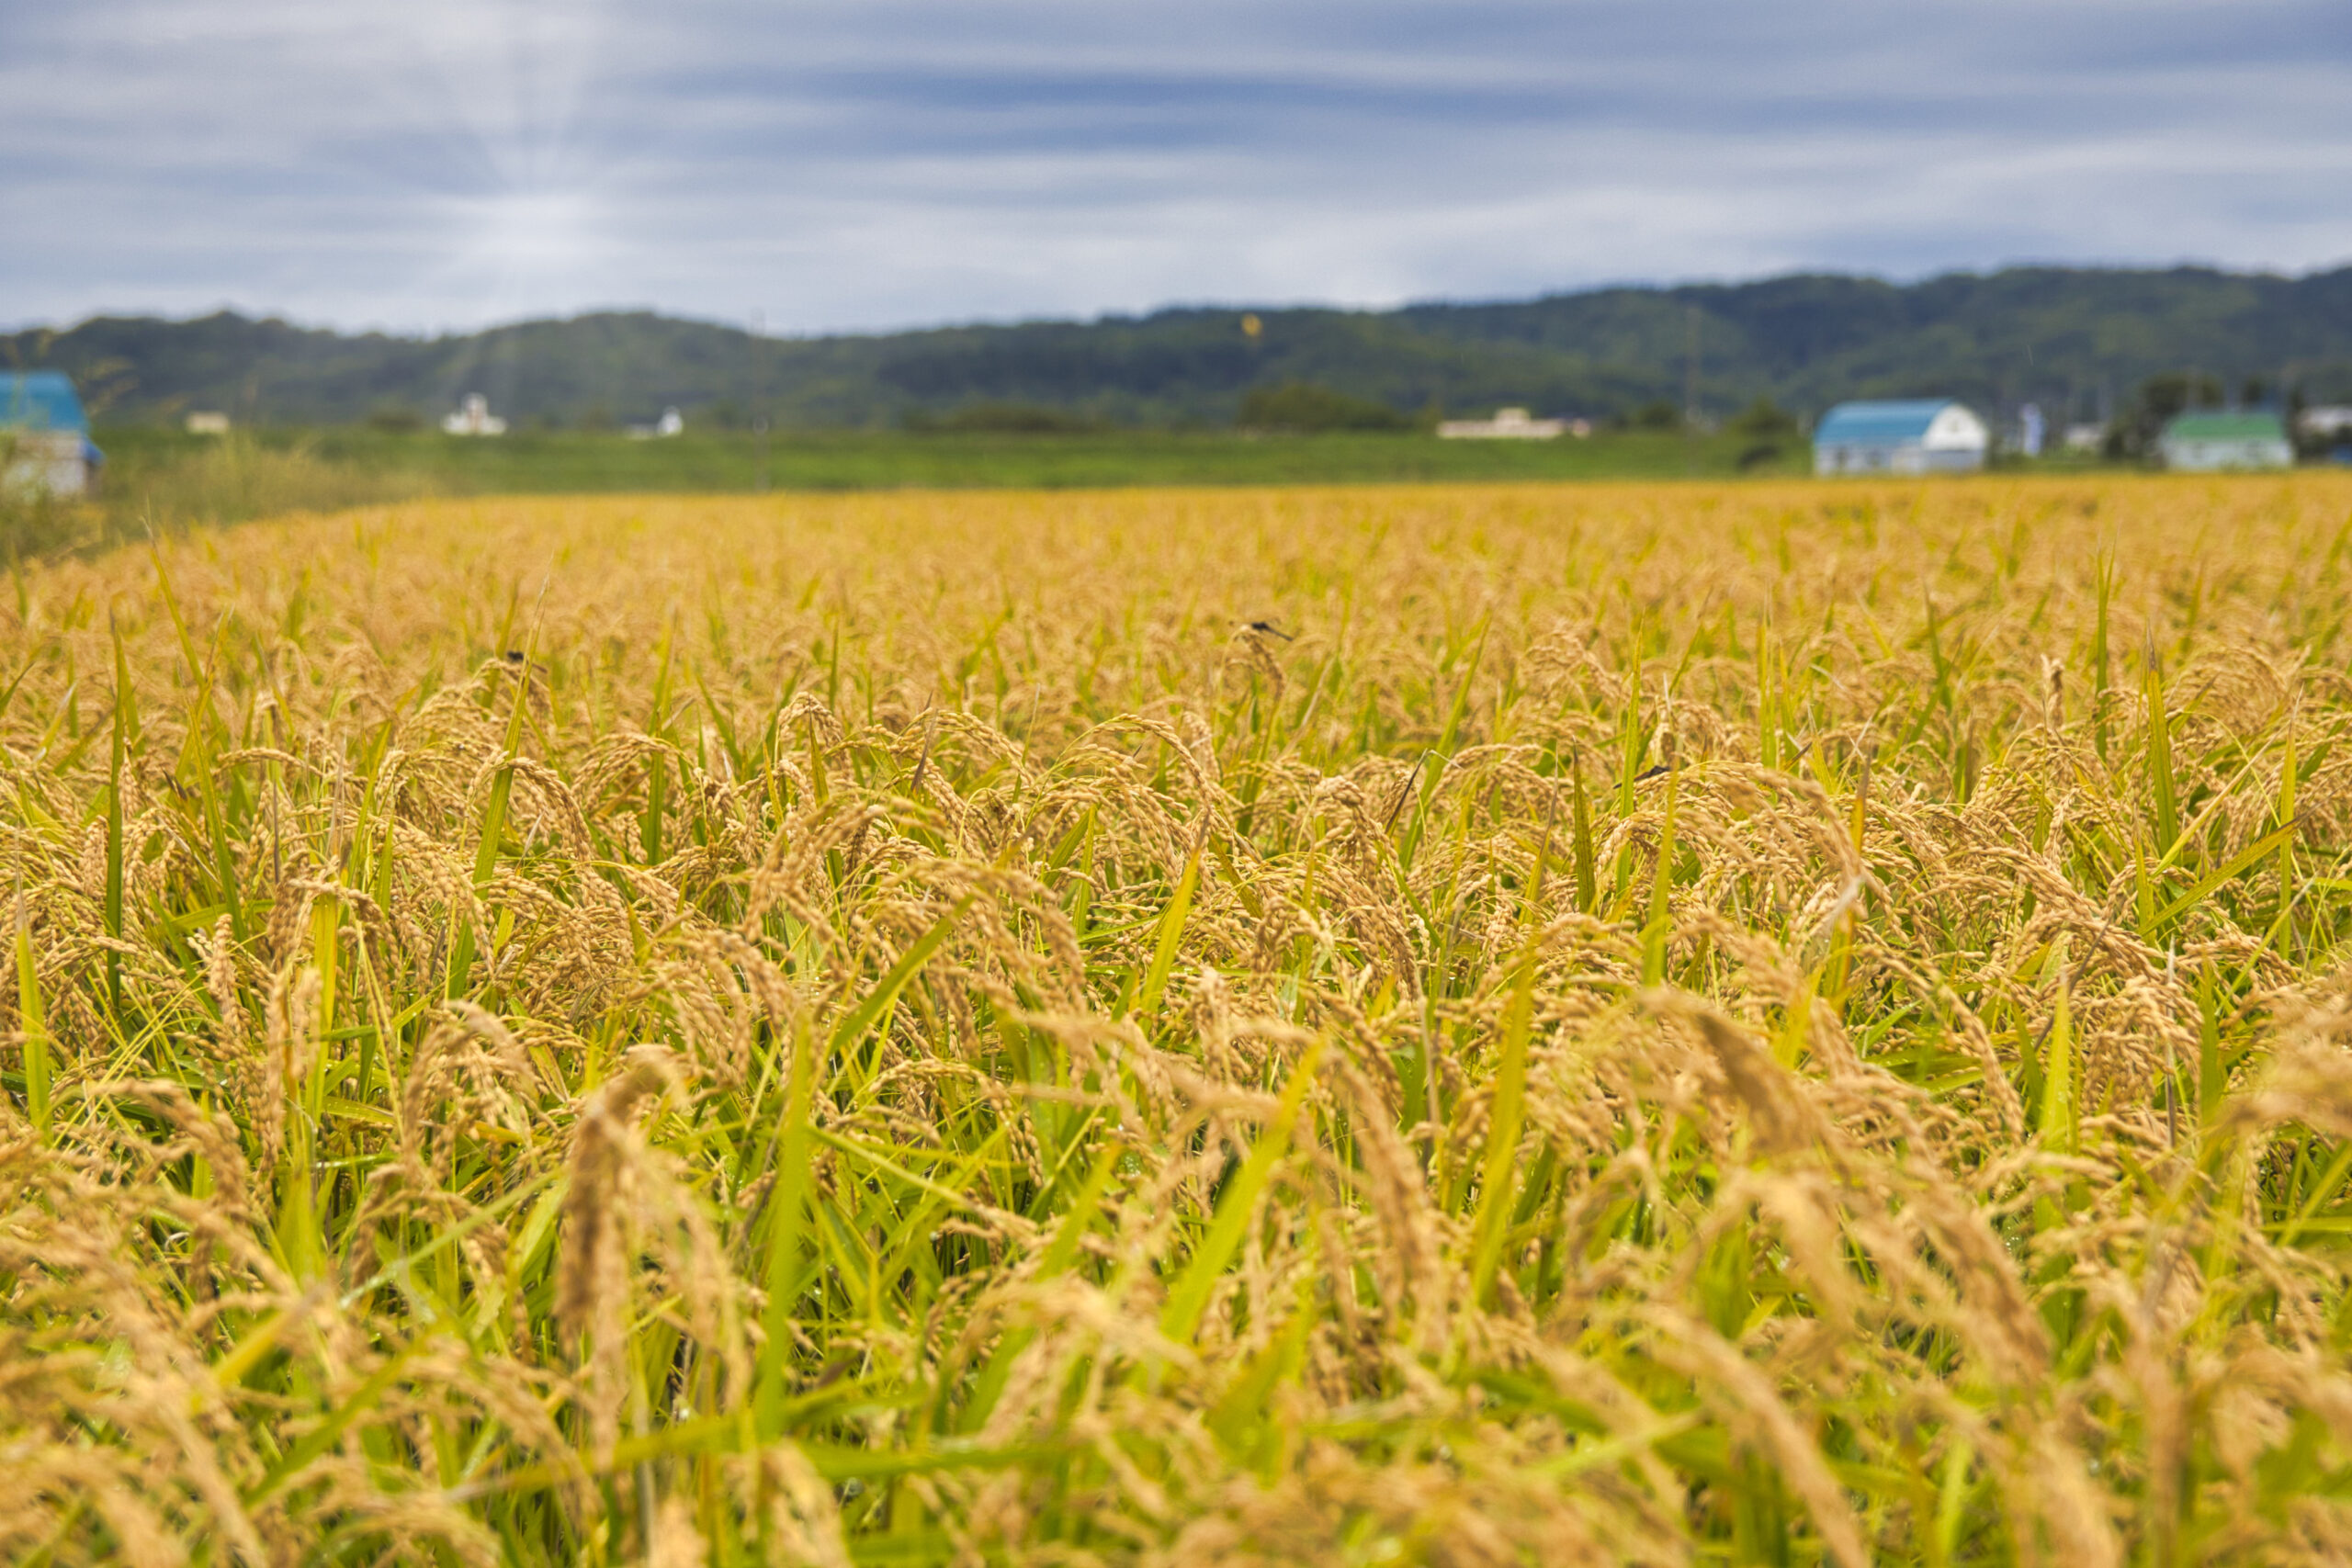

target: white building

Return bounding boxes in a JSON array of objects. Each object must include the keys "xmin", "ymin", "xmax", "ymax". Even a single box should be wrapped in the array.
[
  {"xmin": 2063, "ymin": 423, "xmax": 2108, "ymax": 454},
  {"xmin": 1813, "ymin": 399, "xmax": 1988, "ymax": 475},
  {"xmin": 185, "ymin": 411, "xmax": 232, "ymax": 435},
  {"xmin": 627, "ymin": 407, "xmax": 685, "ymax": 440},
  {"xmin": 443, "ymin": 393, "xmax": 507, "ymax": 436},
  {"xmin": 2298, "ymin": 407, "xmax": 2352, "ymax": 440},
  {"xmin": 1437, "ymin": 407, "xmax": 1566, "ymax": 440}
]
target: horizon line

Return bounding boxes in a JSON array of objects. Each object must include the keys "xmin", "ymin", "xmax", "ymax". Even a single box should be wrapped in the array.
[{"xmin": 11, "ymin": 255, "xmax": 2348, "ymax": 346}]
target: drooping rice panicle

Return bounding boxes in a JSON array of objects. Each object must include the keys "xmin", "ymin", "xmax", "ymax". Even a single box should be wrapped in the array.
[{"xmin": 6, "ymin": 474, "xmax": 2352, "ymax": 1564}]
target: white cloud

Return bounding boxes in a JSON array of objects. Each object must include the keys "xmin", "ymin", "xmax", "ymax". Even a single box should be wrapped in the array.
[{"xmin": 2, "ymin": 0, "xmax": 2347, "ymax": 333}]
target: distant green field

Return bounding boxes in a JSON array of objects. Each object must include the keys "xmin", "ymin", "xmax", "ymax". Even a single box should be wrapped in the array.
[
  {"xmin": 14, "ymin": 423, "xmax": 2110, "ymax": 558},
  {"xmin": 109, "ymin": 422, "xmax": 1792, "ymax": 491}
]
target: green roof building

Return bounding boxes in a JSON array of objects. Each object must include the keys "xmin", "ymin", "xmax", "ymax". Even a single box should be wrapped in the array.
[{"xmin": 2158, "ymin": 411, "xmax": 2292, "ymax": 472}]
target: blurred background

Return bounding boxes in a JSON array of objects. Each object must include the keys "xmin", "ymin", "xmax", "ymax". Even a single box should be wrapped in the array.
[{"xmin": 4, "ymin": 0, "xmax": 2350, "ymax": 537}]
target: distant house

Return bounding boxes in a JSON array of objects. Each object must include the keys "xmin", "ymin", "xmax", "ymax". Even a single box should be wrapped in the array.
[
  {"xmin": 2063, "ymin": 423, "xmax": 2108, "ymax": 454},
  {"xmin": 2159, "ymin": 412, "xmax": 2292, "ymax": 471},
  {"xmin": 1813, "ymin": 400, "xmax": 1987, "ymax": 475},
  {"xmin": 1, "ymin": 371, "xmax": 104, "ymax": 499},
  {"xmin": 443, "ymin": 393, "xmax": 508, "ymax": 436},
  {"xmin": 627, "ymin": 407, "xmax": 684, "ymax": 440},
  {"xmin": 185, "ymin": 411, "xmax": 232, "ymax": 435},
  {"xmin": 1437, "ymin": 407, "xmax": 1566, "ymax": 440}
]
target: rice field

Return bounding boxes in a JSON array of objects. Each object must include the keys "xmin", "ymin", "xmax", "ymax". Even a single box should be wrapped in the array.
[{"xmin": 9, "ymin": 475, "xmax": 2352, "ymax": 1566}]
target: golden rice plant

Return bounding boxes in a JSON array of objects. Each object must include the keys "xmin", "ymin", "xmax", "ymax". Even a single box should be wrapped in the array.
[{"xmin": 7, "ymin": 474, "xmax": 2352, "ymax": 1565}]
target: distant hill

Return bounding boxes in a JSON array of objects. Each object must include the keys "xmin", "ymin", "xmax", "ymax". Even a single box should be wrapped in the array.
[{"xmin": 10, "ymin": 265, "xmax": 2352, "ymax": 431}]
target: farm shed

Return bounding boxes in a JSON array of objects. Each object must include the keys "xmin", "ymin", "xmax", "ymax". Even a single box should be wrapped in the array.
[
  {"xmin": 2159, "ymin": 411, "xmax": 2293, "ymax": 471},
  {"xmin": 1, "ymin": 371, "xmax": 104, "ymax": 499},
  {"xmin": 1437, "ymin": 407, "xmax": 1567, "ymax": 439},
  {"xmin": 1812, "ymin": 399, "xmax": 1987, "ymax": 475}
]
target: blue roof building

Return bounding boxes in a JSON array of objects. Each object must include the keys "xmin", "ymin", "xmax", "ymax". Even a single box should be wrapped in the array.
[
  {"xmin": 3, "ymin": 371, "xmax": 93, "ymax": 434},
  {"xmin": 1, "ymin": 371, "xmax": 105, "ymax": 499},
  {"xmin": 1813, "ymin": 399, "xmax": 1987, "ymax": 476}
]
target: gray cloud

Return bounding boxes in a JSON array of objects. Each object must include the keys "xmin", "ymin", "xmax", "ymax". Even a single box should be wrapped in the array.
[{"xmin": 3, "ymin": 0, "xmax": 2347, "ymax": 333}]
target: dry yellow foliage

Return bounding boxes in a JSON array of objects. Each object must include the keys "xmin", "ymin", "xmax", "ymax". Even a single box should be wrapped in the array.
[{"xmin": 8, "ymin": 475, "xmax": 2352, "ymax": 1564}]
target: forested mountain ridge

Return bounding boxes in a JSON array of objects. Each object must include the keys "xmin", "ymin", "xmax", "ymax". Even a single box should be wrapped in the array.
[{"xmin": 11, "ymin": 265, "xmax": 2351, "ymax": 430}]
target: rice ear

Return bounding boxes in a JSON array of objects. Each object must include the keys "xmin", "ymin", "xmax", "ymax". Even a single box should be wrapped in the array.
[{"xmin": 10, "ymin": 482, "xmax": 2352, "ymax": 1562}]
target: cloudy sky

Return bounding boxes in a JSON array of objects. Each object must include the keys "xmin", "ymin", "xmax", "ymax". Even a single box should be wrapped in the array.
[{"xmin": 4, "ymin": 1, "xmax": 2348, "ymax": 335}]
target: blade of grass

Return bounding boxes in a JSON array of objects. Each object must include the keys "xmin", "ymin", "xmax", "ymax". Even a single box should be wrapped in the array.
[
  {"xmin": 2038, "ymin": 941, "xmax": 2076, "ymax": 1156},
  {"xmin": 1132, "ymin": 847, "xmax": 1200, "ymax": 1024},
  {"xmin": 1570, "ymin": 758, "xmax": 1596, "ymax": 915},
  {"xmin": 106, "ymin": 621, "xmax": 128, "ymax": 1022},
  {"xmin": 1160, "ymin": 1039, "xmax": 1324, "ymax": 1343},
  {"xmin": 2153, "ymin": 818, "xmax": 2298, "ymax": 933},
  {"xmin": 243, "ymin": 1338, "xmax": 431, "ymax": 1505},
  {"xmin": 960, "ymin": 1139, "xmax": 1122, "ymax": 1432},
  {"xmin": 1467, "ymin": 943, "xmax": 1537, "ymax": 1307},
  {"xmin": 2144, "ymin": 637, "xmax": 2178, "ymax": 856},
  {"xmin": 757, "ymin": 1015, "xmax": 820, "ymax": 1431},
  {"xmin": 832, "ymin": 895, "xmax": 976, "ymax": 1068},
  {"xmin": 1640, "ymin": 764, "xmax": 1678, "ymax": 986},
  {"xmin": 17, "ymin": 886, "xmax": 50, "ymax": 1141}
]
